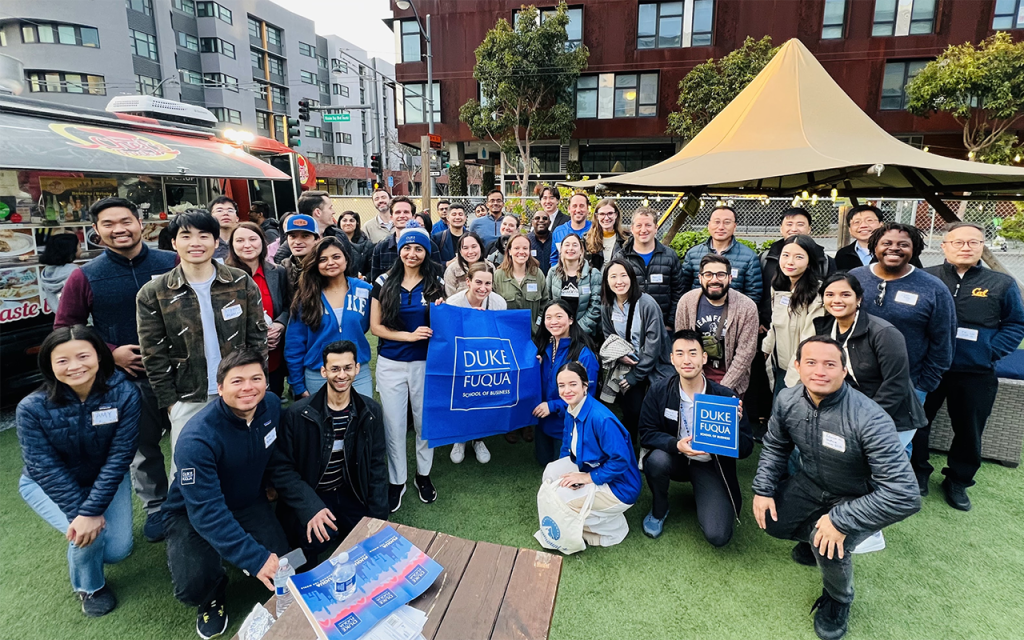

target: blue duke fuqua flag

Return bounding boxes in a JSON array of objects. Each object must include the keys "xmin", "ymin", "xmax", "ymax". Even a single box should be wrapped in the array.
[
  {"xmin": 422, "ymin": 305, "xmax": 541, "ymax": 447},
  {"xmin": 692, "ymin": 393, "xmax": 740, "ymax": 458}
]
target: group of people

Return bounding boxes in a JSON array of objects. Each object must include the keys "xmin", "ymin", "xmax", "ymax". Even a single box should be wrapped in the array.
[{"xmin": 15, "ymin": 187, "xmax": 1024, "ymax": 640}]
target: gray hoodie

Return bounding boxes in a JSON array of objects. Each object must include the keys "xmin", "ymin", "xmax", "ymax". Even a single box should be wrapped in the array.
[{"xmin": 40, "ymin": 264, "xmax": 79, "ymax": 314}]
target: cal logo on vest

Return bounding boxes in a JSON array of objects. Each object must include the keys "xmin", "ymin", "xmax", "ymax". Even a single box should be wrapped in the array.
[{"xmin": 972, "ymin": 288, "xmax": 989, "ymax": 297}]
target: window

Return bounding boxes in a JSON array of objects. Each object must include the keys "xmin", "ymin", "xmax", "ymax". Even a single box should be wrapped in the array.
[
  {"xmin": 305, "ymin": 126, "xmax": 321, "ymax": 138},
  {"xmin": 270, "ymin": 86, "xmax": 286, "ymax": 105},
  {"xmin": 135, "ymin": 74, "xmax": 162, "ymax": 96},
  {"xmin": 299, "ymin": 42, "xmax": 314, "ymax": 57},
  {"xmin": 266, "ymin": 26, "xmax": 282, "ymax": 47},
  {"xmin": 332, "ymin": 84, "xmax": 350, "ymax": 97},
  {"xmin": 268, "ymin": 57, "xmax": 284, "ymax": 76},
  {"xmin": 251, "ymin": 50, "xmax": 264, "ymax": 69},
  {"xmin": 637, "ymin": 1, "xmax": 713, "ymax": 48},
  {"xmin": 873, "ymin": 0, "xmax": 935, "ymax": 36},
  {"xmin": 20, "ymin": 23, "xmax": 100, "ymax": 47},
  {"xmin": 126, "ymin": 0, "xmax": 153, "ymax": 15},
  {"xmin": 173, "ymin": 0, "xmax": 195, "ymax": 16},
  {"xmin": 196, "ymin": 2, "xmax": 232, "ymax": 24},
  {"xmin": 178, "ymin": 32, "xmax": 199, "ymax": 51},
  {"xmin": 880, "ymin": 60, "xmax": 928, "ymax": 110},
  {"xmin": 130, "ymin": 30, "xmax": 159, "ymax": 61},
  {"xmin": 27, "ymin": 70, "xmax": 105, "ymax": 95},
  {"xmin": 248, "ymin": 17, "xmax": 261, "ymax": 40},
  {"xmin": 256, "ymin": 111, "xmax": 270, "ymax": 131},
  {"xmin": 577, "ymin": 72, "xmax": 657, "ymax": 118},
  {"xmin": 337, "ymin": 132, "xmax": 352, "ymax": 144},
  {"xmin": 340, "ymin": 156, "xmax": 354, "ymax": 166},
  {"xmin": 516, "ymin": 7, "xmax": 583, "ymax": 51},
  {"xmin": 822, "ymin": 0, "xmax": 847, "ymax": 39},
  {"xmin": 994, "ymin": 0, "xmax": 1024, "ymax": 29},
  {"xmin": 301, "ymin": 70, "xmax": 317, "ymax": 85},
  {"xmin": 203, "ymin": 72, "xmax": 238, "ymax": 91},
  {"xmin": 181, "ymin": 70, "xmax": 203, "ymax": 85},
  {"xmin": 398, "ymin": 82, "xmax": 440, "ymax": 124},
  {"xmin": 332, "ymin": 58, "xmax": 348, "ymax": 73},
  {"xmin": 322, "ymin": 130, "xmax": 333, "ymax": 143},
  {"xmin": 400, "ymin": 20, "xmax": 420, "ymax": 63},
  {"xmin": 201, "ymin": 37, "xmax": 235, "ymax": 58},
  {"xmin": 210, "ymin": 108, "xmax": 242, "ymax": 124},
  {"xmin": 318, "ymin": 81, "xmax": 329, "ymax": 94}
]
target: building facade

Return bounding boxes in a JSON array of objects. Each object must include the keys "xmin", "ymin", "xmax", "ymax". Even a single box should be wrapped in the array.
[{"xmin": 388, "ymin": 0, "xmax": 1024, "ymax": 193}]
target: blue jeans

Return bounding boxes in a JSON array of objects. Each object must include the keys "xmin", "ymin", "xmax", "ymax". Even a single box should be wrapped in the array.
[
  {"xmin": 305, "ymin": 365, "xmax": 373, "ymax": 398},
  {"xmin": 19, "ymin": 473, "xmax": 134, "ymax": 594}
]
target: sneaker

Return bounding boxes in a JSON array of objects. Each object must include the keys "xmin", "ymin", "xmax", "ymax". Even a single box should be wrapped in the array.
[
  {"xmin": 450, "ymin": 443, "xmax": 466, "ymax": 464},
  {"xmin": 388, "ymin": 483, "xmax": 406, "ymax": 513},
  {"xmin": 642, "ymin": 510, "xmax": 667, "ymax": 539},
  {"xmin": 522, "ymin": 426, "xmax": 534, "ymax": 443},
  {"xmin": 144, "ymin": 510, "xmax": 166, "ymax": 543},
  {"xmin": 810, "ymin": 589, "xmax": 850, "ymax": 640},
  {"xmin": 852, "ymin": 530, "xmax": 885, "ymax": 555},
  {"xmin": 791, "ymin": 542, "xmax": 817, "ymax": 567},
  {"xmin": 504, "ymin": 431, "xmax": 520, "ymax": 444},
  {"xmin": 942, "ymin": 478, "xmax": 971, "ymax": 511},
  {"xmin": 79, "ymin": 585, "xmax": 117, "ymax": 617},
  {"xmin": 414, "ymin": 474, "xmax": 437, "ymax": 504},
  {"xmin": 916, "ymin": 473, "xmax": 930, "ymax": 497},
  {"xmin": 472, "ymin": 440, "xmax": 491, "ymax": 463},
  {"xmin": 196, "ymin": 591, "xmax": 228, "ymax": 639}
]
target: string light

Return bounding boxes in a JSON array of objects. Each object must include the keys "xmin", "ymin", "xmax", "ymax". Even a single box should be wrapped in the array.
[
  {"xmin": 811, "ymin": 194, "xmax": 819, "ymax": 205},
  {"xmin": 830, "ymin": 187, "xmax": 838, "ymax": 199},
  {"xmin": 922, "ymin": 146, "xmax": 930, "ymax": 153},
  {"xmin": 968, "ymin": 151, "xmax": 976, "ymax": 159},
  {"xmin": 801, "ymin": 191, "xmax": 810, "ymax": 200},
  {"xmin": 1015, "ymin": 154, "xmax": 1022, "ymax": 163}
]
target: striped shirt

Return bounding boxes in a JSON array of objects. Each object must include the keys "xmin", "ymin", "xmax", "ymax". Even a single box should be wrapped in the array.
[{"xmin": 317, "ymin": 405, "xmax": 351, "ymax": 491}]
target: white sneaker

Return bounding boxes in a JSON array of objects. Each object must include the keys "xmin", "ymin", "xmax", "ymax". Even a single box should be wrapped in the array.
[
  {"xmin": 472, "ymin": 440, "xmax": 491, "ymax": 463},
  {"xmin": 450, "ymin": 443, "xmax": 466, "ymax": 464},
  {"xmin": 852, "ymin": 530, "xmax": 885, "ymax": 554}
]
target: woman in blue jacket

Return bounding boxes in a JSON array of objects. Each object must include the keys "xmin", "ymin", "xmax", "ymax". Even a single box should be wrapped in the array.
[
  {"xmin": 286, "ymin": 237, "xmax": 373, "ymax": 398},
  {"xmin": 540, "ymin": 362, "xmax": 641, "ymax": 547},
  {"xmin": 16, "ymin": 325, "xmax": 140, "ymax": 617},
  {"xmin": 532, "ymin": 300, "xmax": 599, "ymax": 466}
]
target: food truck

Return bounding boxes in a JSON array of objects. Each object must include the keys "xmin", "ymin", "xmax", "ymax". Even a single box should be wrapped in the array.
[{"xmin": 0, "ymin": 94, "xmax": 298, "ymax": 403}]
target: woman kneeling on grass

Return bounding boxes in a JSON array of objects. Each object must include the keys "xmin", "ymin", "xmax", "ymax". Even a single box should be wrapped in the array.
[
  {"xmin": 16, "ymin": 325, "xmax": 140, "ymax": 617},
  {"xmin": 540, "ymin": 362, "xmax": 640, "ymax": 547}
]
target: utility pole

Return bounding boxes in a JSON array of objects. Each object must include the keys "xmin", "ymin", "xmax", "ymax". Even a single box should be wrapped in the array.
[{"xmin": 371, "ymin": 58, "xmax": 383, "ymax": 188}]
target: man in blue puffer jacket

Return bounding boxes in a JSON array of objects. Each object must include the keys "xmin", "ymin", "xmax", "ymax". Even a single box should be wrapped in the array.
[{"xmin": 679, "ymin": 205, "xmax": 763, "ymax": 304}]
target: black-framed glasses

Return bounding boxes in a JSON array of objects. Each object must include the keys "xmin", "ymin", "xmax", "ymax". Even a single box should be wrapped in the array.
[
  {"xmin": 875, "ymin": 281, "xmax": 886, "ymax": 307},
  {"xmin": 700, "ymin": 271, "xmax": 730, "ymax": 280}
]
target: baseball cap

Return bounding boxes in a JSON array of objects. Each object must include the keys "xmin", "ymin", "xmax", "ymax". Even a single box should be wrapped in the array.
[{"xmin": 283, "ymin": 214, "xmax": 318, "ymax": 235}]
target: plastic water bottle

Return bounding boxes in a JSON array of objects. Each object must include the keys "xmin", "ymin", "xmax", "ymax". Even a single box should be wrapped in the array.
[
  {"xmin": 274, "ymin": 557, "xmax": 295, "ymax": 618},
  {"xmin": 331, "ymin": 552, "xmax": 356, "ymax": 602}
]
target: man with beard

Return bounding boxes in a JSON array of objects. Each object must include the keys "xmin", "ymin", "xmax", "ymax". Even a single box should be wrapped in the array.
[
  {"xmin": 674, "ymin": 255, "xmax": 759, "ymax": 395},
  {"xmin": 363, "ymin": 188, "xmax": 393, "ymax": 244},
  {"xmin": 55, "ymin": 197, "xmax": 178, "ymax": 543},
  {"xmin": 528, "ymin": 208, "xmax": 553, "ymax": 276},
  {"xmin": 208, "ymin": 196, "xmax": 238, "ymax": 261},
  {"xmin": 270, "ymin": 340, "xmax": 388, "ymax": 562},
  {"xmin": 469, "ymin": 189, "xmax": 507, "ymax": 246},
  {"xmin": 850, "ymin": 223, "xmax": 956, "ymax": 408}
]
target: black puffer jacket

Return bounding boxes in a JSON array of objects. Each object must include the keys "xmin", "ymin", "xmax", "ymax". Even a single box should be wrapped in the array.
[
  {"xmin": 614, "ymin": 237, "xmax": 686, "ymax": 328},
  {"xmin": 752, "ymin": 383, "xmax": 920, "ymax": 535},
  {"xmin": 347, "ymin": 231, "xmax": 374, "ymax": 280}
]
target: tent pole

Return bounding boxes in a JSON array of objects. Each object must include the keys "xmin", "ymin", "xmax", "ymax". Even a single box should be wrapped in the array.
[
  {"xmin": 897, "ymin": 166, "xmax": 1021, "ymax": 287},
  {"xmin": 662, "ymin": 191, "xmax": 703, "ymax": 246}
]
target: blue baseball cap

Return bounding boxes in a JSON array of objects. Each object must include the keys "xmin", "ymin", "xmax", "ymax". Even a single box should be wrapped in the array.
[{"xmin": 283, "ymin": 214, "xmax": 318, "ymax": 235}]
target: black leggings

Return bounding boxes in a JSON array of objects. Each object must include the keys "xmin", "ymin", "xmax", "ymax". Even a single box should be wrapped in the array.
[{"xmin": 617, "ymin": 381, "xmax": 648, "ymax": 449}]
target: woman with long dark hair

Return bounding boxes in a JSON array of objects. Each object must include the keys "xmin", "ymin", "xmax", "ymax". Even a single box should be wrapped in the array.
[
  {"xmin": 17, "ymin": 325, "xmax": 140, "ymax": 617},
  {"xmin": 546, "ymin": 233, "xmax": 602, "ymax": 337},
  {"xmin": 532, "ymin": 299, "xmax": 599, "ymax": 466},
  {"xmin": 339, "ymin": 210, "xmax": 372, "ymax": 279},
  {"xmin": 39, "ymin": 233, "xmax": 81, "ymax": 313},
  {"xmin": 584, "ymin": 198, "xmax": 627, "ymax": 271},
  {"xmin": 443, "ymin": 231, "xmax": 488, "ymax": 296},
  {"xmin": 226, "ymin": 221, "xmax": 290, "ymax": 394},
  {"xmin": 286, "ymin": 236, "xmax": 373, "ymax": 398},
  {"xmin": 763, "ymin": 234, "xmax": 824, "ymax": 397},
  {"xmin": 370, "ymin": 222, "xmax": 445, "ymax": 512}
]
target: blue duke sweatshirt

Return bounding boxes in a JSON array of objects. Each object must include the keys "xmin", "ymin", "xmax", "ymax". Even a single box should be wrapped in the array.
[
  {"xmin": 162, "ymin": 394, "xmax": 281, "ymax": 576},
  {"xmin": 850, "ymin": 265, "xmax": 957, "ymax": 393}
]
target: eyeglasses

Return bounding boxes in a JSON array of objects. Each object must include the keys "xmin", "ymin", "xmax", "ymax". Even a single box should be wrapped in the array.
[
  {"xmin": 533, "ymin": 215, "xmax": 549, "ymax": 220},
  {"xmin": 943, "ymin": 240, "xmax": 984, "ymax": 249},
  {"xmin": 700, "ymin": 271, "xmax": 730, "ymax": 280},
  {"xmin": 875, "ymin": 281, "xmax": 886, "ymax": 307}
]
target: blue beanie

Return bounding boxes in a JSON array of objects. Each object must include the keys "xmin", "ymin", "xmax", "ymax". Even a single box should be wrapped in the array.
[{"xmin": 398, "ymin": 220, "xmax": 431, "ymax": 251}]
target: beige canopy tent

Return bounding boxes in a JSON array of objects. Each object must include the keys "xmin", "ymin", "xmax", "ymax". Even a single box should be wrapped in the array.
[{"xmin": 562, "ymin": 38, "xmax": 1024, "ymax": 200}]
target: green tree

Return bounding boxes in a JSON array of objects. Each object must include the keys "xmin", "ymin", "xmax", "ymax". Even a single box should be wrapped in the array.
[
  {"xmin": 906, "ymin": 32, "xmax": 1024, "ymax": 164},
  {"xmin": 459, "ymin": 4, "xmax": 588, "ymax": 204},
  {"xmin": 667, "ymin": 36, "xmax": 780, "ymax": 141}
]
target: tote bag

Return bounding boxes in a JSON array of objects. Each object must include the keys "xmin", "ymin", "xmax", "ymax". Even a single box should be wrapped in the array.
[{"xmin": 534, "ymin": 480, "xmax": 596, "ymax": 555}]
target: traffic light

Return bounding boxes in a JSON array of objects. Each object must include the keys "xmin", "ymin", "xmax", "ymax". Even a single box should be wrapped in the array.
[
  {"xmin": 370, "ymin": 154, "xmax": 381, "ymax": 177},
  {"xmin": 440, "ymin": 150, "xmax": 450, "ymax": 168},
  {"xmin": 286, "ymin": 117, "xmax": 301, "ymax": 148},
  {"xmin": 297, "ymin": 99, "xmax": 311, "ymax": 122}
]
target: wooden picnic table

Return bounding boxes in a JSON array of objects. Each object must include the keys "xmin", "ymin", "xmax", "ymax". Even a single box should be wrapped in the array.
[{"xmin": 235, "ymin": 517, "xmax": 563, "ymax": 640}]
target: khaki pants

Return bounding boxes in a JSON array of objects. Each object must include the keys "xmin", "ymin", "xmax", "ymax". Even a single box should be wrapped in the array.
[
  {"xmin": 542, "ymin": 457, "xmax": 632, "ymax": 547},
  {"xmin": 168, "ymin": 396, "xmax": 217, "ymax": 480}
]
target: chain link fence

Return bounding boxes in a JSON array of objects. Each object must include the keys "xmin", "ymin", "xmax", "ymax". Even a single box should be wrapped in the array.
[{"xmin": 331, "ymin": 195, "xmax": 1024, "ymax": 283}]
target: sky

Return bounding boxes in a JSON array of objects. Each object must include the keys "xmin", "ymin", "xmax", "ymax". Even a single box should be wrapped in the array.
[{"xmin": 271, "ymin": 0, "xmax": 396, "ymax": 65}]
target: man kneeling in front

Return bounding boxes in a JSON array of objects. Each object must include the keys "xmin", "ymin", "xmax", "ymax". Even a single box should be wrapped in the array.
[
  {"xmin": 752, "ymin": 336, "xmax": 920, "ymax": 640},
  {"xmin": 163, "ymin": 349, "xmax": 289, "ymax": 639}
]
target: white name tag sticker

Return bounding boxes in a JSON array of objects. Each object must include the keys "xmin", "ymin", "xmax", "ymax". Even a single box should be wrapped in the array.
[
  {"xmin": 332, "ymin": 439, "xmax": 344, "ymax": 452},
  {"xmin": 264, "ymin": 427, "xmax": 277, "ymax": 448},
  {"xmin": 531, "ymin": 250, "xmax": 537, "ymax": 256},
  {"xmin": 527, "ymin": 283, "xmax": 538, "ymax": 292},
  {"xmin": 151, "ymin": 274, "xmax": 161, "ymax": 281},
  {"xmin": 180, "ymin": 468, "xmax": 195, "ymax": 485},
  {"xmin": 894, "ymin": 291, "xmax": 919, "ymax": 306},
  {"xmin": 957, "ymin": 327, "xmax": 979, "ymax": 341},
  {"xmin": 779, "ymin": 295, "xmax": 791, "ymax": 307},
  {"xmin": 650, "ymin": 273, "xmax": 664, "ymax": 284},
  {"xmin": 91, "ymin": 408, "xmax": 118, "ymax": 425},
  {"xmin": 222, "ymin": 304, "xmax": 242, "ymax": 320},
  {"xmin": 356, "ymin": 288, "xmax": 369, "ymax": 299},
  {"xmin": 663, "ymin": 408, "xmax": 678, "ymax": 421},
  {"xmin": 581, "ymin": 285, "xmax": 591, "ymax": 295},
  {"xmin": 822, "ymin": 431, "xmax": 846, "ymax": 453},
  {"xmin": 731, "ymin": 268, "xmax": 739, "ymax": 278}
]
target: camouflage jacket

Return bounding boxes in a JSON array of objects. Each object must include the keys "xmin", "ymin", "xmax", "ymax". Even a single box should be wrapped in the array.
[{"xmin": 137, "ymin": 261, "xmax": 268, "ymax": 408}]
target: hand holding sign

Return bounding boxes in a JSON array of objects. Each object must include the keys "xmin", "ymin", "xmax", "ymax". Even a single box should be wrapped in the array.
[
  {"xmin": 676, "ymin": 435, "xmax": 708, "ymax": 458},
  {"xmin": 692, "ymin": 394, "xmax": 741, "ymax": 457}
]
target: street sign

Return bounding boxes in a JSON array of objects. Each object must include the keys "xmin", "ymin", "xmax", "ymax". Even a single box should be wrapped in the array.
[
  {"xmin": 387, "ymin": 176, "xmax": 394, "ymax": 188},
  {"xmin": 429, "ymin": 170, "xmax": 441, "ymax": 177},
  {"xmin": 323, "ymin": 112, "xmax": 350, "ymax": 123},
  {"xmin": 429, "ymin": 134, "xmax": 442, "ymax": 150}
]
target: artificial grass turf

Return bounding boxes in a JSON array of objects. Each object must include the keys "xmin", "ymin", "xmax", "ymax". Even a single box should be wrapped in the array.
[{"xmin": 2, "ymin": 427, "xmax": 1024, "ymax": 640}]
